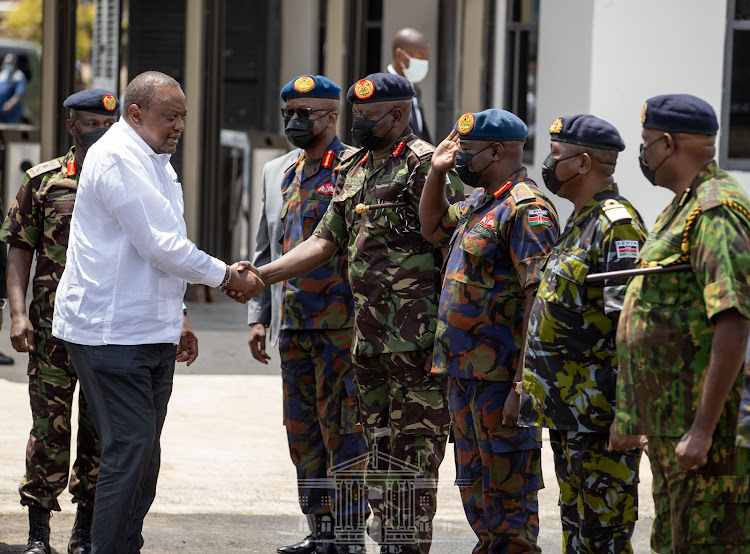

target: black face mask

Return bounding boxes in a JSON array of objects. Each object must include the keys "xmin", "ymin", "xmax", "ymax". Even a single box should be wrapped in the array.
[
  {"xmin": 285, "ymin": 117, "xmax": 320, "ymax": 149},
  {"xmin": 454, "ymin": 145, "xmax": 494, "ymax": 188},
  {"xmin": 541, "ymin": 153, "xmax": 582, "ymax": 195},
  {"xmin": 79, "ymin": 127, "xmax": 108, "ymax": 152},
  {"xmin": 639, "ymin": 136, "xmax": 667, "ymax": 186},
  {"xmin": 351, "ymin": 110, "xmax": 394, "ymax": 151}
]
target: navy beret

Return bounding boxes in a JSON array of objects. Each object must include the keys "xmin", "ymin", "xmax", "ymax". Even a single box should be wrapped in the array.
[
  {"xmin": 454, "ymin": 109, "xmax": 527, "ymax": 142},
  {"xmin": 280, "ymin": 75, "xmax": 341, "ymax": 102},
  {"xmin": 549, "ymin": 114, "xmax": 625, "ymax": 152},
  {"xmin": 346, "ymin": 73, "xmax": 414, "ymax": 104},
  {"xmin": 642, "ymin": 94, "xmax": 718, "ymax": 135},
  {"xmin": 63, "ymin": 89, "xmax": 119, "ymax": 115}
]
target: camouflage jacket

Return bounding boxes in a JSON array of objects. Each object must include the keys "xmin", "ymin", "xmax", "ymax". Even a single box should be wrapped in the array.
[
  {"xmin": 280, "ymin": 137, "xmax": 354, "ymax": 331},
  {"xmin": 429, "ymin": 169, "xmax": 558, "ymax": 381},
  {"xmin": 520, "ymin": 183, "xmax": 647, "ymax": 432},
  {"xmin": 0, "ymin": 147, "xmax": 78, "ymax": 328},
  {"xmin": 314, "ymin": 128, "xmax": 464, "ymax": 356},
  {"xmin": 616, "ymin": 162, "xmax": 750, "ymax": 437}
]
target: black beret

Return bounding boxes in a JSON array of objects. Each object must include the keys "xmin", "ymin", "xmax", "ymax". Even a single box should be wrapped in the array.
[
  {"xmin": 641, "ymin": 94, "xmax": 718, "ymax": 135},
  {"xmin": 346, "ymin": 73, "xmax": 414, "ymax": 104},
  {"xmin": 549, "ymin": 114, "xmax": 625, "ymax": 152},
  {"xmin": 280, "ymin": 75, "xmax": 341, "ymax": 102},
  {"xmin": 64, "ymin": 89, "xmax": 120, "ymax": 115}
]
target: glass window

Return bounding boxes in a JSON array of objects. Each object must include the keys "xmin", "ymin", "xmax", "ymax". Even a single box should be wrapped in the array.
[
  {"xmin": 723, "ymin": 0, "xmax": 750, "ymax": 169},
  {"xmin": 736, "ymin": 0, "xmax": 750, "ymax": 19}
]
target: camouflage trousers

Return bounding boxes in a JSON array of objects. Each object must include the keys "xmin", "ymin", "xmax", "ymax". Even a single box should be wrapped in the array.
[
  {"xmin": 352, "ymin": 350, "xmax": 450, "ymax": 554},
  {"xmin": 548, "ymin": 430, "xmax": 640, "ymax": 554},
  {"xmin": 449, "ymin": 377, "xmax": 542, "ymax": 554},
  {"xmin": 279, "ymin": 329, "xmax": 368, "ymax": 529},
  {"xmin": 648, "ymin": 434, "xmax": 750, "ymax": 553},
  {"xmin": 20, "ymin": 328, "xmax": 100, "ymax": 511}
]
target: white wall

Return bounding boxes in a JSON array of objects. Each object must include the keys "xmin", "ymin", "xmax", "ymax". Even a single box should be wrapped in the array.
[
  {"xmin": 382, "ymin": 0, "xmax": 440, "ymax": 141},
  {"xmin": 281, "ymin": 0, "xmax": 320, "ymax": 86}
]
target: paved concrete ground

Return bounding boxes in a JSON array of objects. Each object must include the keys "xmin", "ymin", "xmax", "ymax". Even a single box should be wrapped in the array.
[{"xmin": 0, "ymin": 297, "xmax": 654, "ymax": 552}]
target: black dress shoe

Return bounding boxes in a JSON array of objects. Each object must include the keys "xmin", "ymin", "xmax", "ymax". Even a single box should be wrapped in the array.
[
  {"xmin": 0, "ymin": 351, "xmax": 14, "ymax": 365},
  {"xmin": 277, "ymin": 534, "xmax": 316, "ymax": 554}
]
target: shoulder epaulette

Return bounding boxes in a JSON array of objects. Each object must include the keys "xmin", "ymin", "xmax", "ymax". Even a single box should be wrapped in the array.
[
  {"xmin": 510, "ymin": 182, "xmax": 535, "ymax": 204},
  {"xmin": 601, "ymin": 198, "xmax": 633, "ymax": 224},
  {"xmin": 696, "ymin": 180, "xmax": 726, "ymax": 211},
  {"xmin": 406, "ymin": 138, "xmax": 435, "ymax": 159},
  {"xmin": 338, "ymin": 147, "xmax": 367, "ymax": 170},
  {"xmin": 26, "ymin": 159, "xmax": 62, "ymax": 179}
]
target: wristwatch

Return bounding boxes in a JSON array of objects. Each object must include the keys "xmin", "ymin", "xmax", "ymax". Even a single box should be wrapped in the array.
[{"xmin": 0, "ymin": 298, "xmax": 7, "ymax": 310}]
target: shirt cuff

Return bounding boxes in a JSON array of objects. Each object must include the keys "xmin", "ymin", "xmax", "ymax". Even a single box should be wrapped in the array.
[{"xmin": 205, "ymin": 257, "xmax": 228, "ymax": 288}]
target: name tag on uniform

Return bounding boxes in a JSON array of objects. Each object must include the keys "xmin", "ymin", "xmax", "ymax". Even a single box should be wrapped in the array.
[{"xmin": 616, "ymin": 240, "xmax": 640, "ymax": 259}]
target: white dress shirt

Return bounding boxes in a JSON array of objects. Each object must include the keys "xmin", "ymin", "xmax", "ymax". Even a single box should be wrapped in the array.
[{"xmin": 52, "ymin": 119, "xmax": 226, "ymax": 346}]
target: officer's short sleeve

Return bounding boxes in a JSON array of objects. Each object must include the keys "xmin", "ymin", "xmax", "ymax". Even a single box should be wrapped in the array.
[
  {"xmin": 0, "ymin": 175, "xmax": 41, "ymax": 250},
  {"xmin": 600, "ymin": 216, "xmax": 647, "ymax": 316},
  {"xmin": 508, "ymin": 199, "xmax": 559, "ymax": 291},
  {"xmin": 691, "ymin": 205, "xmax": 750, "ymax": 321},
  {"xmin": 429, "ymin": 200, "xmax": 467, "ymax": 246}
]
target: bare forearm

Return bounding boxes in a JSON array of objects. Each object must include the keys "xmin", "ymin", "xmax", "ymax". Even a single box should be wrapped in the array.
[
  {"xmin": 259, "ymin": 235, "xmax": 338, "ymax": 285},
  {"xmin": 692, "ymin": 308, "xmax": 750, "ymax": 435},
  {"xmin": 7, "ymin": 247, "xmax": 33, "ymax": 317},
  {"xmin": 419, "ymin": 168, "xmax": 450, "ymax": 242}
]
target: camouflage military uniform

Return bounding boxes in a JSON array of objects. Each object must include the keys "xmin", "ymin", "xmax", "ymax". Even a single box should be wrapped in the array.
[
  {"xmin": 277, "ymin": 138, "xmax": 368, "ymax": 538},
  {"xmin": 428, "ymin": 169, "xmax": 557, "ymax": 553},
  {"xmin": 0, "ymin": 148, "xmax": 99, "ymax": 512},
  {"xmin": 520, "ymin": 183, "xmax": 647, "ymax": 553},
  {"xmin": 315, "ymin": 129, "xmax": 462, "ymax": 553},
  {"xmin": 616, "ymin": 162, "xmax": 750, "ymax": 553}
]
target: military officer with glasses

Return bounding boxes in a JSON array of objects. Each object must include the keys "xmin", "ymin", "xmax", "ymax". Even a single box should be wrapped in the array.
[{"xmin": 248, "ymin": 75, "xmax": 367, "ymax": 554}]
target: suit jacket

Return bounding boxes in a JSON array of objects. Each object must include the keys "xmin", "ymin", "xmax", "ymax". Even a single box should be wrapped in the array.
[{"xmin": 246, "ymin": 149, "xmax": 300, "ymax": 346}]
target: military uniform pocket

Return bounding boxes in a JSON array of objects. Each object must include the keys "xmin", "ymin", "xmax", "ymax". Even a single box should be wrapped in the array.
[
  {"xmin": 400, "ymin": 386, "xmax": 450, "ymax": 436},
  {"xmin": 455, "ymin": 230, "xmax": 497, "ymax": 289},
  {"xmin": 488, "ymin": 426, "xmax": 543, "ymax": 497},
  {"xmin": 580, "ymin": 448, "xmax": 640, "ymax": 529},
  {"xmin": 687, "ymin": 475, "xmax": 750, "ymax": 546},
  {"xmin": 340, "ymin": 373, "xmax": 360, "ymax": 435}
]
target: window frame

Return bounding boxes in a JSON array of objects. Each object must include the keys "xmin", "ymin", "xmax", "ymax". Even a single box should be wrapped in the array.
[{"xmin": 721, "ymin": 0, "xmax": 750, "ymax": 171}]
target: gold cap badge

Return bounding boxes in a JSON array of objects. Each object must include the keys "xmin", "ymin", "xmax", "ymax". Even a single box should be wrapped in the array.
[
  {"xmin": 641, "ymin": 102, "xmax": 648, "ymax": 124},
  {"xmin": 102, "ymin": 94, "xmax": 117, "ymax": 112},
  {"xmin": 456, "ymin": 113, "xmax": 475, "ymax": 135},
  {"xmin": 354, "ymin": 79, "xmax": 375, "ymax": 100},
  {"xmin": 293, "ymin": 76, "xmax": 315, "ymax": 94},
  {"xmin": 549, "ymin": 118, "xmax": 563, "ymax": 134}
]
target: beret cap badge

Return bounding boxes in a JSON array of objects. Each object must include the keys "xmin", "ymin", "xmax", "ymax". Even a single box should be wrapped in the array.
[
  {"xmin": 641, "ymin": 102, "xmax": 647, "ymax": 124},
  {"xmin": 293, "ymin": 76, "xmax": 316, "ymax": 94},
  {"xmin": 354, "ymin": 79, "xmax": 375, "ymax": 100},
  {"xmin": 550, "ymin": 118, "xmax": 563, "ymax": 134},
  {"xmin": 457, "ymin": 113, "xmax": 475, "ymax": 135},
  {"xmin": 102, "ymin": 94, "xmax": 117, "ymax": 112}
]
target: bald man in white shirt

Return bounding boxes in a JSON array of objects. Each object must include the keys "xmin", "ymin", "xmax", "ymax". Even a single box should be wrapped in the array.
[{"xmin": 52, "ymin": 71, "xmax": 263, "ymax": 554}]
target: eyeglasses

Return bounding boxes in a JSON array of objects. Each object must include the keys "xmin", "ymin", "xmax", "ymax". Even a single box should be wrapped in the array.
[{"xmin": 280, "ymin": 108, "xmax": 332, "ymax": 120}]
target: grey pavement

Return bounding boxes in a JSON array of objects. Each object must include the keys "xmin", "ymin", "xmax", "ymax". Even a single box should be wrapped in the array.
[{"xmin": 0, "ymin": 295, "xmax": 654, "ymax": 552}]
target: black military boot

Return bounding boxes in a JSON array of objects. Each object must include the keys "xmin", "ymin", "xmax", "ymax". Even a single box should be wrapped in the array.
[
  {"xmin": 68, "ymin": 505, "xmax": 93, "ymax": 554},
  {"xmin": 23, "ymin": 506, "xmax": 51, "ymax": 554},
  {"xmin": 314, "ymin": 514, "xmax": 336, "ymax": 554},
  {"xmin": 277, "ymin": 534, "xmax": 316, "ymax": 554}
]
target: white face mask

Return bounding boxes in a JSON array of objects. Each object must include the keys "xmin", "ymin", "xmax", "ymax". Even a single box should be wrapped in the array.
[{"xmin": 401, "ymin": 52, "xmax": 429, "ymax": 84}]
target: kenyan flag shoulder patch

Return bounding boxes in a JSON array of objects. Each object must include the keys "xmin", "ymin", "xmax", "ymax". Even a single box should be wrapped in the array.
[{"xmin": 528, "ymin": 208, "xmax": 550, "ymax": 227}]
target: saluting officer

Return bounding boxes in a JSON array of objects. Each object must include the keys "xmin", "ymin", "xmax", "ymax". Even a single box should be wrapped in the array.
[
  {"xmin": 519, "ymin": 115, "xmax": 647, "ymax": 553},
  {"xmin": 419, "ymin": 109, "xmax": 558, "ymax": 553},
  {"xmin": 0, "ymin": 89, "xmax": 119, "ymax": 554},
  {"xmin": 616, "ymin": 94, "xmax": 750, "ymax": 552},
  {"xmin": 247, "ymin": 73, "xmax": 463, "ymax": 554},
  {"xmin": 248, "ymin": 74, "xmax": 368, "ymax": 554}
]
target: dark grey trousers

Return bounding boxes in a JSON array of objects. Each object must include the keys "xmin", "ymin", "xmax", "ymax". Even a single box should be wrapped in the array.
[{"xmin": 65, "ymin": 342, "xmax": 176, "ymax": 554}]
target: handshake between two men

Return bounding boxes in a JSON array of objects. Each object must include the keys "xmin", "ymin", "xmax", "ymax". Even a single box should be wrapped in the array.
[{"xmin": 220, "ymin": 261, "xmax": 267, "ymax": 303}]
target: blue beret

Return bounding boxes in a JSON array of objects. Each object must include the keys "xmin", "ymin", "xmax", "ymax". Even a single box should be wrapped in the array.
[
  {"xmin": 63, "ymin": 89, "xmax": 119, "ymax": 115},
  {"xmin": 548, "ymin": 114, "xmax": 625, "ymax": 152},
  {"xmin": 454, "ymin": 109, "xmax": 527, "ymax": 142},
  {"xmin": 346, "ymin": 73, "xmax": 414, "ymax": 104},
  {"xmin": 280, "ymin": 75, "xmax": 341, "ymax": 102},
  {"xmin": 642, "ymin": 94, "xmax": 718, "ymax": 135}
]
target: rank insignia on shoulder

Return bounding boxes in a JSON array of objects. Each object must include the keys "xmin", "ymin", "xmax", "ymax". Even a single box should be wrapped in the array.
[
  {"xmin": 615, "ymin": 240, "xmax": 640, "ymax": 259},
  {"xmin": 407, "ymin": 139, "xmax": 434, "ymax": 158},
  {"xmin": 528, "ymin": 208, "xmax": 550, "ymax": 226},
  {"xmin": 27, "ymin": 159, "xmax": 62, "ymax": 179},
  {"xmin": 602, "ymin": 199, "xmax": 632, "ymax": 223},
  {"xmin": 391, "ymin": 141, "xmax": 406, "ymax": 157},
  {"xmin": 322, "ymin": 149, "xmax": 335, "ymax": 168},
  {"xmin": 511, "ymin": 183, "xmax": 534, "ymax": 203}
]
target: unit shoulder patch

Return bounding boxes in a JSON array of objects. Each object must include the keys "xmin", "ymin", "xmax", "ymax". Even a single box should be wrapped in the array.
[
  {"xmin": 26, "ymin": 159, "xmax": 62, "ymax": 179},
  {"xmin": 602, "ymin": 199, "xmax": 632, "ymax": 223},
  {"xmin": 406, "ymin": 138, "xmax": 435, "ymax": 159},
  {"xmin": 510, "ymin": 183, "xmax": 535, "ymax": 204}
]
